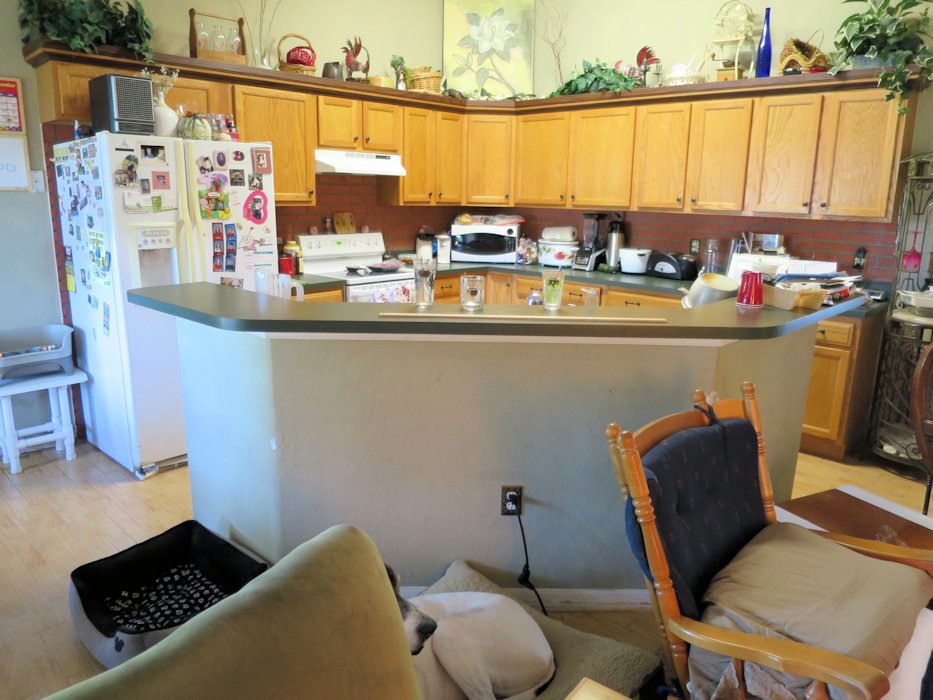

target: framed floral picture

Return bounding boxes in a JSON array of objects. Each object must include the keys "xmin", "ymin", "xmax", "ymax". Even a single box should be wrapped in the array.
[
  {"xmin": 251, "ymin": 147, "xmax": 272, "ymax": 174},
  {"xmin": 443, "ymin": 0, "xmax": 534, "ymax": 98}
]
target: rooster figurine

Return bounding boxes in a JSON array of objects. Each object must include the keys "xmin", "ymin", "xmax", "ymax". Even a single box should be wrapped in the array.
[
  {"xmin": 636, "ymin": 46, "xmax": 660, "ymax": 87},
  {"xmin": 342, "ymin": 36, "xmax": 370, "ymax": 80}
]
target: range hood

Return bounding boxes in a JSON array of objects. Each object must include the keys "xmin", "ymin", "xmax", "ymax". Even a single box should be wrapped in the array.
[{"xmin": 314, "ymin": 148, "xmax": 406, "ymax": 176}]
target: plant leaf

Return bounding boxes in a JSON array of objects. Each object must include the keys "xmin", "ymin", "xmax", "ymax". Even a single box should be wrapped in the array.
[
  {"xmin": 452, "ymin": 66, "xmax": 467, "ymax": 77},
  {"xmin": 458, "ymin": 35, "xmax": 476, "ymax": 49},
  {"xmin": 476, "ymin": 67, "xmax": 489, "ymax": 87},
  {"xmin": 466, "ymin": 12, "xmax": 480, "ymax": 26},
  {"xmin": 492, "ymin": 7, "xmax": 504, "ymax": 18}
]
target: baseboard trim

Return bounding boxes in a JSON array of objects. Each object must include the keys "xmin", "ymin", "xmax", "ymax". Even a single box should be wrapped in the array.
[{"xmin": 400, "ymin": 586, "xmax": 651, "ymax": 612}]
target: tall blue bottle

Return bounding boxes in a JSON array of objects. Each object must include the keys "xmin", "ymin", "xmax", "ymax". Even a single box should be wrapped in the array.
[{"xmin": 756, "ymin": 7, "xmax": 772, "ymax": 78}]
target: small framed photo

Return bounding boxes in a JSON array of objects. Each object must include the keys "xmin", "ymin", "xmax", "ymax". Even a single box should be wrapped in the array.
[
  {"xmin": 152, "ymin": 170, "xmax": 171, "ymax": 190},
  {"xmin": 251, "ymin": 147, "xmax": 272, "ymax": 174},
  {"xmin": 140, "ymin": 178, "xmax": 151, "ymax": 194}
]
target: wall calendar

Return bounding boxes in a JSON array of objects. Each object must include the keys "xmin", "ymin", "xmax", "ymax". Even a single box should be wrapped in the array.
[{"xmin": 0, "ymin": 77, "xmax": 30, "ymax": 190}]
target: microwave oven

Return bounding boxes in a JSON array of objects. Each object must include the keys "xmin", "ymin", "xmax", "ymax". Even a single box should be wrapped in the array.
[{"xmin": 450, "ymin": 221, "xmax": 520, "ymax": 263}]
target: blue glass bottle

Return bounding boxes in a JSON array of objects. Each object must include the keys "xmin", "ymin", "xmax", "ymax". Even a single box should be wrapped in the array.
[{"xmin": 756, "ymin": 7, "xmax": 772, "ymax": 78}]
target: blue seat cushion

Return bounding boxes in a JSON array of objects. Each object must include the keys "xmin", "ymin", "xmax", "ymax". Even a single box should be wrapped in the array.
[{"xmin": 624, "ymin": 418, "xmax": 767, "ymax": 619}]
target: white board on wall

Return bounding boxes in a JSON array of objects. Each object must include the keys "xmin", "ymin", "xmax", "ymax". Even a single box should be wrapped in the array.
[{"xmin": 0, "ymin": 135, "xmax": 29, "ymax": 190}]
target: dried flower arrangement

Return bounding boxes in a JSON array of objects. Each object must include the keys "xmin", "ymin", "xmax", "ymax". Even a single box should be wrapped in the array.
[{"xmin": 139, "ymin": 65, "xmax": 179, "ymax": 98}]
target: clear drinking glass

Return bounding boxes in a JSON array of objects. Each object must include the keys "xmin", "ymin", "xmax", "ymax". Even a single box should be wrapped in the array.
[
  {"xmin": 414, "ymin": 258, "xmax": 436, "ymax": 308},
  {"xmin": 460, "ymin": 274, "xmax": 485, "ymax": 311},
  {"xmin": 581, "ymin": 287, "xmax": 600, "ymax": 307},
  {"xmin": 542, "ymin": 269, "xmax": 564, "ymax": 310}
]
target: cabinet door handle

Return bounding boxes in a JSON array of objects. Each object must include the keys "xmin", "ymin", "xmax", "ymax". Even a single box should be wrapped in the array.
[
  {"xmin": 506, "ymin": 282, "xmax": 511, "ymax": 287},
  {"xmin": 365, "ymin": 136, "xmax": 371, "ymax": 144},
  {"xmin": 309, "ymin": 189, "xmax": 315, "ymax": 196},
  {"xmin": 625, "ymin": 300, "xmax": 641, "ymax": 307},
  {"xmin": 802, "ymin": 201, "xmax": 809, "ymax": 207},
  {"xmin": 504, "ymin": 193, "xmax": 510, "ymax": 199},
  {"xmin": 820, "ymin": 201, "xmax": 827, "ymax": 208},
  {"xmin": 439, "ymin": 284, "xmax": 453, "ymax": 291},
  {"xmin": 676, "ymin": 196, "xmax": 683, "ymax": 204},
  {"xmin": 438, "ymin": 192, "xmax": 443, "ymax": 199},
  {"xmin": 560, "ymin": 194, "xmax": 565, "ymax": 200},
  {"xmin": 428, "ymin": 192, "xmax": 433, "ymax": 198},
  {"xmin": 690, "ymin": 196, "xmax": 697, "ymax": 204},
  {"xmin": 569, "ymin": 291, "xmax": 582, "ymax": 298},
  {"xmin": 353, "ymin": 135, "xmax": 360, "ymax": 142},
  {"xmin": 571, "ymin": 194, "xmax": 576, "ymax": 201}
]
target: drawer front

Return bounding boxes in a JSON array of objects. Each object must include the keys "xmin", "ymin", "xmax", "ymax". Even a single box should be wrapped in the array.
[
  {"xmin": 815, "ymin": 320, "xmax": 854, "ymax": 347},
  {"xmin": 435, "ymin": 274, "xmax": 461, "ymax": 303},
  {"xmin": 603, "ymin": 289, "xmax": 681, "ymax": 308},
  {"xmin": 512, "ymin": 275, "xmax": 543, "ymax": 303},
  {"xmin": 563, "ymin": 282, "xmax": 602, "ymax": 306},
  {"xmin": 300, "ymin": 287, "xmax": 345, "ymax": 302}
]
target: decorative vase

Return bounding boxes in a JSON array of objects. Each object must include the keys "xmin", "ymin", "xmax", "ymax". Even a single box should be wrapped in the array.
[
  {"xmin": 153, "ymin": 91, "xmax": 179, "ymax": 137},
  {"xmin": 251, "ymin": 45, "xmax": 273, "ymax": 69},
  {"xmin": 755, "ymin": 7, "xmax": 772, "ymax": 78}
]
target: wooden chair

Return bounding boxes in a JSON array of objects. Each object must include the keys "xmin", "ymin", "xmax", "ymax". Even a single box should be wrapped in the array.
[
  {"xmin": 911, "ymin": 342, "xmax": 933, "ymax": 514},
  {"xmin": 606, "ymin": 381, "xmax": 933, "ymax": 700}
]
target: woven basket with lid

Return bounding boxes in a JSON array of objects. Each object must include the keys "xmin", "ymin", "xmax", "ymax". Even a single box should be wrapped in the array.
[{"xmin": 408, "ymin": 65, "xmax": 442, "ymax": 94}]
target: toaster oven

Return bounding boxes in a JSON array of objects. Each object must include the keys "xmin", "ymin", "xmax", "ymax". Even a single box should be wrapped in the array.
[{"xmin": 450, "ymin": 220, "xmax": 520, "ymax": 263}]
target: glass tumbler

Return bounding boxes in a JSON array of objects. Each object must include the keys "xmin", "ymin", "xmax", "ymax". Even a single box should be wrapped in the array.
[
  {"xmin": 460, "ymin": 274, "xmax": 485, "ymax": 311},
  {"xmin": 414, "ymin": 258, "xmax": 436, "ymax": 308},
  {"xmin": 542, "ymin": 268, "xmax": 565, "ymax": 310}
]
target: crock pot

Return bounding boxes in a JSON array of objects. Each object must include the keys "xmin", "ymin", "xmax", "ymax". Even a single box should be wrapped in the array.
[
  {"xmin": 618, "ymin": 248, "xmax": 652, "ymax": 274},
  {"xmin": 538, "ymin": 240, "xmax": 579, "ymax": 267}
]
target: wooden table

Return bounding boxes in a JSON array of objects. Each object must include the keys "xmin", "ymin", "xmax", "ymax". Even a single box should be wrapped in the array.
[
  {"xmin": 565, "ymin": 677, "xmax": 632, "ymax": 700},
  {"xmin": 778, "ymin": 485, "xmax": 933, "ymax": 549}
]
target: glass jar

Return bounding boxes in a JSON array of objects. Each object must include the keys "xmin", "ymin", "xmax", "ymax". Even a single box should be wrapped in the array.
[
  {"xmin": 211, "ymin": 25, "xmax": 226, "ymax": 52},
  {"xmin": 229, "ymin": 26, "xmax": 242, "ymax": 55},
  {"xmin": 196, "ymin": 21, "xmax": 209, "ymax": 51}
]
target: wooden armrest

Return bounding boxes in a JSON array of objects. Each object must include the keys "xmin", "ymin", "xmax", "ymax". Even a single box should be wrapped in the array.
[
  {"xmin": 668, "ymin": 617, "xmax": 889, "ymax": 700},
  {"xmin": 816, "ymin": 531, "xmax": 933, "ymax": 574}
]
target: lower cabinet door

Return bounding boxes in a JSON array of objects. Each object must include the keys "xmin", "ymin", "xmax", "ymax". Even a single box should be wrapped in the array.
[
  {"xmin": 434, "ymin": 275, "xmax": 461, "ymax": 304},
  {"xmin": 802, "ymin": 345, "xmax": 852, "ymax": 441}
]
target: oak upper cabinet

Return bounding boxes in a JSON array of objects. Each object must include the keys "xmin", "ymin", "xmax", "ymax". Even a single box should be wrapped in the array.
[
  {"xmin": 317, "ymin": 96, "xmax": 402, "ymax": 153},
  {"xmin": 36, "ymin": 63, "xmax": 131, "ymax": 122},
  {"xmin": 567, "ymin": 106, "xmax": 636, "ymax": 208},
  {"xmin": 632, "ymin": 102, "xmax": 692, "ymax": 209},
  {"xmin": 514, "ymin": 112, "xmax": 570, "ymax": 206},
  {"xmin": 685, "ymin": 98, "xmax": 753, "ymax": 212},
  {"xmin": 398, "ymin": 108, "xmax": 464, "ymax": 205},
  {"xmin": 745, "ymin": 94, "xmax": 823, "ymax": 215},
  {"xmin": 164, "ymin": 77, "xmax": 232, "ymax": 119},
  {"xmin": 465, "ymin": 114, "xmax": 514, "ymax": 205},
  {"xmin": 234, "ymin": 85, "xmax": 316, "ymax": 205},
  {"xmin": 811, "ymin": 89, "xmax": 902, "ymax": 219},
  {"xmin": 435, "ymin": 112, "xmax": 465, "ymax": 204}
]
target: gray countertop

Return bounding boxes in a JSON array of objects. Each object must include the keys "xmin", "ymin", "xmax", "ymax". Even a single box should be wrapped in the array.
[{"xmin": 128, "ymin": 282, "xmax": 868, "ymax": 340}]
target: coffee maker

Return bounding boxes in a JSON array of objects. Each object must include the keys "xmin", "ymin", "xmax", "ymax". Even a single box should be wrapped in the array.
[{"xmin": 572, "ymin": 213, "xmax": 606, "ymax": 271}]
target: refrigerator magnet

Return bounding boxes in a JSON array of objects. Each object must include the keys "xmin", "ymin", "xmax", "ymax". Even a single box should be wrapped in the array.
[
  {"xmin": 247, "ymin": 173, "xmax": 263, "ymax": 190},
  {"xmin": 251, "ymin": 147, "xmax": 272, "ymax": 174},
  {"xmin": 229, "ymin": 169, "xmax": 245, "ymax": 187},
  {"xmin": 141, "ymin": 144, "xmax": 167, "ymax": 164},
  {"xmin": 244, "ymin": 190, "xmax": 269, "ymax": 225},
  {"xmin": 195, "ymin": 155, "xmax": 213, "ymax": 174},
  {"xmin": 225, "ymin": 253, "xmax": 236, "ymax": 271},
  {"xmin": 213, "ymin": 150, "xmax": 229, "ymax": 170},
  {"xmin": 152, "ymin": 171, "xmax": 170, "ymax": 190},
  {"xmin": 213, "ymin": 254, "xmax": 223, "ymax": 272},
  {"xmin": 212, "ymin": 222, "xmax": 223, "ymax": 238},
  {"xmin": 102, "ymin": 303, "xmax": 110, "ymax": 336},
  {"xmin": 232, "ymin": 150, "xmax": 245, "ymax": 162},
  {"xmin": 140, "ymin": 179, "xmax": 151, "ymax": 195},
  {"xmin": 94, "ymin": 186, "xmax": 102, "ymax": 200}
]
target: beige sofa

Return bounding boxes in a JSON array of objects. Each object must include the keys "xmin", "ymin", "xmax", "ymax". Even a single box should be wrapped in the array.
[{"xmin": 48, "ymin": 524, "xmax": 421, "ymax": 700}]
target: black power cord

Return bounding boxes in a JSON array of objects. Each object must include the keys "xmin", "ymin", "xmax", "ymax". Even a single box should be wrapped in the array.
[{"xmin": 514, "ymin": 505, "xmax": 548, "ymax": 616}]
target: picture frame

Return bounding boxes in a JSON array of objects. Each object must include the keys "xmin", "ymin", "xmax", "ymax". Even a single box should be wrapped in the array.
[{"xmin": 251, "ymin": 147, "xmax": 272, "ymax": 174}]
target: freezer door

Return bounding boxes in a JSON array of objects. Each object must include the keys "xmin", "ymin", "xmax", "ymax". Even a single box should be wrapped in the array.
[{"xmin": 184, "ymin": 140, "xmax": 279, "ymax": 291}]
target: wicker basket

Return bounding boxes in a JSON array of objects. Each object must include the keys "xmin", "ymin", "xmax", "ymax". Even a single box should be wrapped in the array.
[
  {"xmin": 778, "ymin": 38, "xmax": 829, "ymax": 73},
  {"xmin": 278, "ymin": 34, "xmax": 317, "ymax": 76},
  {"xmin": 409, "ymin": 65, "xmax": 442, "ymax": 94}
]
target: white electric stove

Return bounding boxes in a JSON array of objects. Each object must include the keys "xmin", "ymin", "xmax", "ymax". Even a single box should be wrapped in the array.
[{"xmin": 298, "ymin": 232, "xmax": 415, "ymax": 303}]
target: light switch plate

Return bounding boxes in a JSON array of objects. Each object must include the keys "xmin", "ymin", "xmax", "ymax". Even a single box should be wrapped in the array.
[{"xmin": 31, "ymin": 170, "xmax": 46, "ymax": 193}]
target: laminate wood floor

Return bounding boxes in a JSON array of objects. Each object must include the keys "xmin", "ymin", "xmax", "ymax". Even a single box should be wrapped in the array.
[{"xmin": 0, "ymin": 441, "xmax": 927, "ymax": 698}]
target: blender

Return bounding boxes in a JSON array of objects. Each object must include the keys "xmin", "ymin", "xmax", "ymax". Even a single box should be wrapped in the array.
[{"xmin": 572, "ymin": 213, "xmax": 607, "ymax": 271}]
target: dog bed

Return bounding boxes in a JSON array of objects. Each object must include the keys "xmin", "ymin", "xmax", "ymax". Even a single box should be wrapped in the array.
[
  {"xmin": 69, "ymin": 520, "xmax": 267, "ymax": 669},
  {"xmin": 420, "ymin": 560, "xmax": 660, "ymax": 699}
]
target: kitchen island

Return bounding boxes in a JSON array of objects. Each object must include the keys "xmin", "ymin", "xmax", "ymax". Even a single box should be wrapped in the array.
[{"xmin": 129, "ymin": 283, "xmax": 865, "ymax": 590}]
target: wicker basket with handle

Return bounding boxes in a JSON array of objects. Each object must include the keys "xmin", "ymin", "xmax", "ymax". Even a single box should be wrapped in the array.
[
  {"xmin": 778, "ymin": 37, "xmax": 829, "ymax": 73},
  {"xmin": 408, "ymin": 65, "xmax": 442, "ymax": 94},
  {"xmin": 278, "ymin": 34, "xmax": 317, "ymax": 76}
]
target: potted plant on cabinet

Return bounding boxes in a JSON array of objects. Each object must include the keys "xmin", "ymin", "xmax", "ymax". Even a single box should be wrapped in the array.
[{"xmin": 830, "ymin": 0, "xmax": 932, "ymax": 113}]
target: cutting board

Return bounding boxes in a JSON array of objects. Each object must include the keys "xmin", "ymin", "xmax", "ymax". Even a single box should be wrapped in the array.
[{"xmin": 334, "ymin": 212, "xmax": 356, "ymax": 233}]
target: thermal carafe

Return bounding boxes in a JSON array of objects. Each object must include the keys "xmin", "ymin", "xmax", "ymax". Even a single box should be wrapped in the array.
[{"xmin": 606, "ymin": 218, "xmax": 626, "ymax": 270}]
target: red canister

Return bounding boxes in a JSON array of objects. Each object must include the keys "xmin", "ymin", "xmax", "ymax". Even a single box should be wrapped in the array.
[
  {"xmin": 278, "ymin": 254, "xmax": 295, "ymax": 276},
  {"xmin": 737, "ymin": 270, "xmax": 764, "ymax": 308}
]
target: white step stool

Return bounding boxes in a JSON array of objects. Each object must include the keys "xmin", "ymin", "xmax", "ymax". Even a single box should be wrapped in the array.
[{"xmin": 0, "ymin": 369, "xmax": 88, "ymax": 474}]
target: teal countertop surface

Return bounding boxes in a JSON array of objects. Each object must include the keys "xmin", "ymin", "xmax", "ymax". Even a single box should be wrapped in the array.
[{"xmin": 296, "ymin": 262, "xmax": 885, "ymax": 319}]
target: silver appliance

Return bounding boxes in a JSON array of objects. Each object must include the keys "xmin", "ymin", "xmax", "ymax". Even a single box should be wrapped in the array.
[
  {"xmin": 88, "ymin": 74, "xmax": 155, "ymax": 135},
  {"xmin": 450, "ymin": 215, "xmax": 521, "ymax": 263},
  {"xmin": 298, "ymin": 232, "xmax": 414, "ymax": 303},
  {"xmin": 573, "ymin": 213, "xmax": 607, "ymax": 272}
]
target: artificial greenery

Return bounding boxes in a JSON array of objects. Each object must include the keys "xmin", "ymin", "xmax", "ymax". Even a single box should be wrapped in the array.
[
  {"xmin": 549, "ymin": 60, "xmax": 641, "ymax": 97},
  {"xmin": 830, "ymin": 0, "xmax": 932, "ymax": 113},
  {"xmin": 19, "ymin": 0, "xmax": 154, "ymax": 61}
]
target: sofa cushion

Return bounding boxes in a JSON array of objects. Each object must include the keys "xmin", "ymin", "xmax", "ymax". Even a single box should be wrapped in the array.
[{"xmin": 688, "ymin": 522, "xmax": 933, "ymax": 700}]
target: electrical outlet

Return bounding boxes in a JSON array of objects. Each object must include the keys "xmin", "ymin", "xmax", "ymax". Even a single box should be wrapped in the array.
[
  {"xmin": 501, "ymin": 485, "xmax": 523, "ymax": 516},
  {"xmin": 690, "ymin": 238, "xmax": 700, "ymax": 254}
]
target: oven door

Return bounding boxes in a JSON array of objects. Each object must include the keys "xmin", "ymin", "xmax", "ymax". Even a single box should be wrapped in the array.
[
  {"xmin": 451, "ymin": 232, "xmax": 517, "ymax": 263},
  {"xmin": 346, "ymin": 279, "xmax": 414, "ymax": 303}
]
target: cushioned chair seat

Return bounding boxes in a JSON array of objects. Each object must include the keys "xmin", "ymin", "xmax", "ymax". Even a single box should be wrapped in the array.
[
  {"xmin": 688, "ymin": 523, "xmax": 933, "ymax": 700},
  {"xmin": 49, "ymin": 524, "xmax": 421, "ymax": 700},
  {"xmin": 69, "ymin": 520, "xmax": 267, "ymax": 668}
]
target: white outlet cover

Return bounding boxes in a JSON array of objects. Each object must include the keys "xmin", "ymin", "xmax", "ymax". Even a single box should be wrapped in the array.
[{"xmin": 31, "ymin": 170, "xmax": 46, "ymax": 192}]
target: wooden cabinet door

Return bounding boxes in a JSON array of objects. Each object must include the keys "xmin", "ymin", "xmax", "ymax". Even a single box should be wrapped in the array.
[
  {"xmin": 401, "ymin": 107, "xmax": 436, "ymax": 204},
  {"xmin": 633, "ymin": 103, "xmax": 691, "ymax": 209},
  {"xmin": 165, "ymin": 77, "xmax": 232, "ymax": 118},
  {"xmin": 568, "ymin": 106, "xmax": 636, "ymax": 208},
  {"xmin": 514, "ymin": 112, "xmax": 570, "ymax": 206},
  {"xmin": 317, "ymin": 96, "xmax": 361, "ymax": 149},
  {"xmin": 745, "ymin": 95, "xmax": 823, "ymax": 215},
  {"xmin": 435, "ymin": 112, "xmax": 464, "ymax": 204},
  {"xmin": 686, "ymin": 99, "xmax": 753, "ymax": 212},
  {"xmin": 362, "ymin": 101, "xmax": 402, "ymax": 152},
  {"xmin": 235, "ymin": 86, "xmax": 316, "ymax": 205},
  {"xmin": 465, "ymin": 115, "xmax": 514, "ymax": 205},
  {"xmin": 802, "ymin": 345, "xmax": 852, "ymax": 441},
  {"xmin": 812, "ymin": 89, "xmax": 901, "ymax": 219},
  {"xmin": 486, "ymin": 272, "xmax": 514, "ymax": 304},
  {"xmin": 603, "ymin": 289, "xmax": 681, "ymax": 308},
  {"xmin": 434, "ymin": 274, "xmax": 461, "ymax": 304},
  {"xmin": 38, "ymin": 63, "xmax": 133, "ymax": 122}
]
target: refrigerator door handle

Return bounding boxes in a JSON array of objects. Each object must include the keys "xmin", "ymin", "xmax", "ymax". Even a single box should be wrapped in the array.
[{"xmin": 177, "ymin": 139, "xmax": 202, "ymax": 283}]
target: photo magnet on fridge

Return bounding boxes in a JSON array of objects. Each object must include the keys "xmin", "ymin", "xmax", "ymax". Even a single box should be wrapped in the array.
[
  {"xmin": 213, "ymin": 150, "xmax": 229, "ymax": 170},
  {"xmin": 196, "ymin": 155, "xmax": 213, "ymax": 174},
  {"xmin": 229, "ymin": 169, "xmax": 245, "ymax": 187},
  {"xmin": 248, "ymin": 173, "xmax": 263, "ymax": 190},
  {"xmin": 141, "ymin": 145, "xmax": 167, "ymax": 164},
  {"xmin": 251, "ymin": 147, "xmax": 272, "ymax": 174},
  {"xmin": 140, "ymin": 179, "xmax": 151, "ymax": 194},
  {"xmin": 152, "ymin": 171, "xmax": 171, "ymax": 189}
]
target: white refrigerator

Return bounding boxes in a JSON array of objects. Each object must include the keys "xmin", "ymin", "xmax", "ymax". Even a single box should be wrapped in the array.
[{"xmin": 52, "ymin": 133, "xmax": 278, "ymax": 477}]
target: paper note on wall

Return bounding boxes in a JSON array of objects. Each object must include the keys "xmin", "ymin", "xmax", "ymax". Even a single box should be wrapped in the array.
[{"xmin": 0, "ymin": 135, "xmax": 28, "ymax": 189}]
